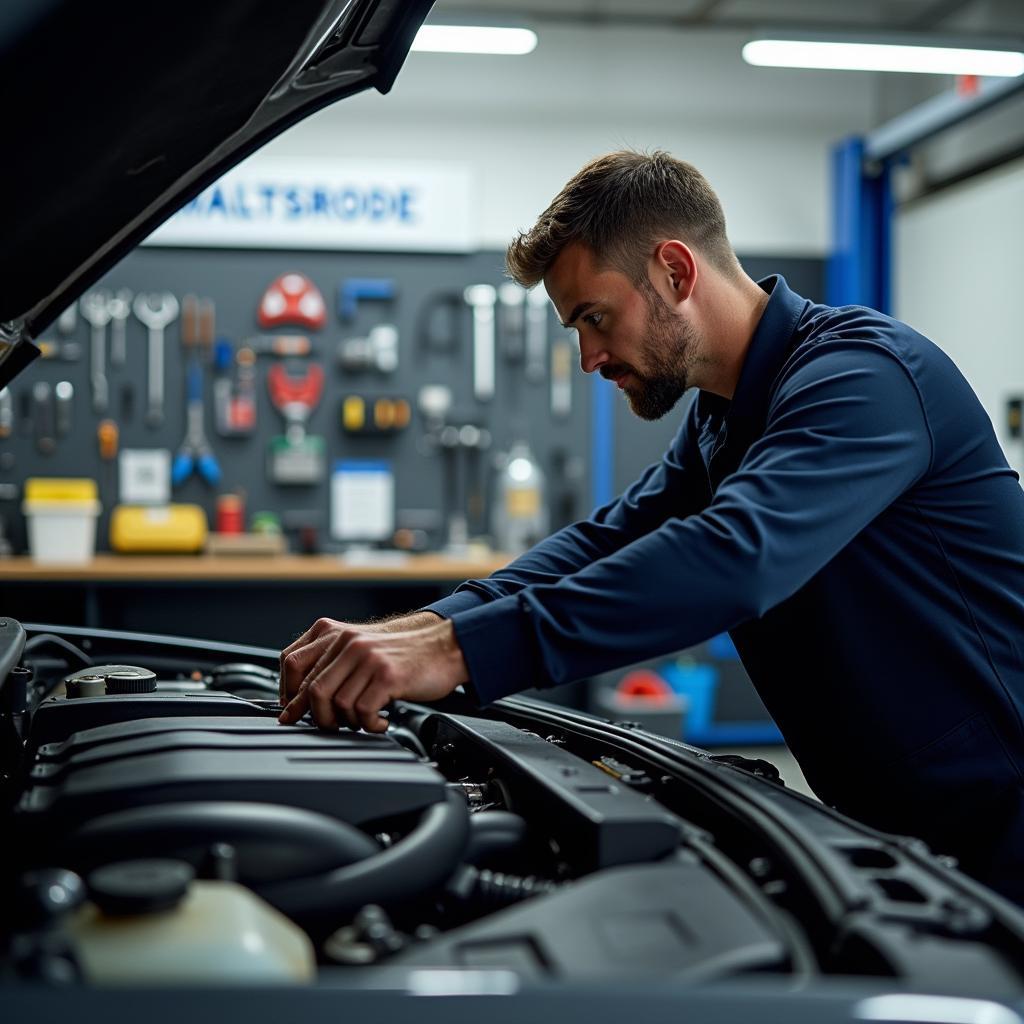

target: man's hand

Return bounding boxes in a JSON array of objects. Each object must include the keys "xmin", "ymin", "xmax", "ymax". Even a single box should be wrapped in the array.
[
  {"xmin": 279, "ymin": 612, "xmax": 442, "ymax": 705},
  {"xmin": 277, "ymin": 617, "xmax": 467, "ymax": 732}
]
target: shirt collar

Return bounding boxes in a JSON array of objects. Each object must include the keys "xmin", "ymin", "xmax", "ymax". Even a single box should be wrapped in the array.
[{"xmin": 696, "ymin": 274, "xmax": 808, "ymax": 432}]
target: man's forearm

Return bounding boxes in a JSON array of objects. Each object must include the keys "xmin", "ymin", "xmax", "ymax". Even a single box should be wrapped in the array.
[{"xmin": 373, "ymin": 610, "xmax": 444, "ymax": 632}]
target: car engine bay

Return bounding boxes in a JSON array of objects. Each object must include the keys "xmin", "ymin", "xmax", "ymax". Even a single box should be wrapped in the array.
[{"xmin": 4, "ymin": 617, "xmax": 1024, "ymax": 996}]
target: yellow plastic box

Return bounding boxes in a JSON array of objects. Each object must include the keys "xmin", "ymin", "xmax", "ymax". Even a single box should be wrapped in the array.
[{"xmin": 110, "ymin": 504, "xmax": 208, "ymax": 553}]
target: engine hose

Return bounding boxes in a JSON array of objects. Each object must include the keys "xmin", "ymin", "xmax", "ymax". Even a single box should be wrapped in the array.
[
  {"xmin": 259, "ymin": 789, "xmax": 469, "ymax": 927},
  {"xmin": 447, "ymin": 865, "xmax": 560, "ymax": 910},
  {"xmin": 66, "ymin": 802, "xmax": 380, "ymax": 883}
]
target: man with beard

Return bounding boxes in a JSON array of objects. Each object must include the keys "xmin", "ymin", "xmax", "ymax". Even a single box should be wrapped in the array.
[{"xmin": 279, "ymin": 150, "xmax": 1024, "ymax": 903}]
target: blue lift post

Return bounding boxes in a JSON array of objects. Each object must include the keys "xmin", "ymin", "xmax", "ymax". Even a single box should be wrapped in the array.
[
  {"xmin": 590, "ymin": 376, "xmax": 616, "ymax": 510},
  {"xmin": 829, "ymin": 75, "xmax": 1024, "ymax": 313},
  {"xmin": 827, "ymin": 136, "xmax": 895, "ymax": 313}
]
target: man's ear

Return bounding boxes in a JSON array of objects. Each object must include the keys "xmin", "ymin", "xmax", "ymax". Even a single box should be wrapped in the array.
[{"xmin": 652, "ymin": 240, "xmax": 697, "ymax": 302}]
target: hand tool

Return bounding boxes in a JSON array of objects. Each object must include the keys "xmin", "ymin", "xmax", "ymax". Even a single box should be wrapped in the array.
[
  {"xmin": 121, "ymin": 382, "xmax": 135, "ymax": 422},
  {"xmin": 56, "ymin": 304, "xmax": 77, "ymax": 337},
  {"xmin": 181, "ymin": 293, "xmax": 200, "ymax": 350},
  {"xmin": 107, "ymin": 288, "xmax": 132, "ymax": 366},
  {"xmin": 212, "ymin": 343, "xmax": 257, "ymax": 437},
  {"xmin": 80, "ymin": 289, "xmax": 111, "ymax": 414},
  {"xmin": 198, "ymin": 296, "xmax": 215, "ymax": 364},
  {"xmin": 338, "ymin": 278, "xmax": 396, "ymax": 322},
  {"xmin": 171, "ymin": 361, "xmax": 222, "ymax": 486},
  {"xmin": 464, "ymin": 284, "xmax": 496, "ymax": 402},
  {"xmin": 242, "ymin": 334, "xmax": 314, "ymax": 357},
  {"xmin": 55, "ymin": 381, "xmax": 74, "ymax": 437},
  {"xmin": 0, "ymin": 387, "xmax": 13, "ymax": 438},
  {"xmin": 267, "ymin": 364, "xmax": 325, "ymax": 485},
  {"xmin": 498, "ymin": 283, "xmax": 526, "ymax": 362},
  {"xmin": 97, "ymin": 419, "xmax": 119, "ymax": 461},
  {"xmin": 32, "ymin": 382, "xmax": 55, "ymax": 455},
  {"xmin": 171, "ymin": 296, "xmax": 221, "ymax": 487},
  {"xmin": 133, "ymin": 292, "xmax": 179, "ymax": 428},
  {"xmin": 337, "ymin": 324, "xmax": 398, "ymax": 373},
  {"xmin": 258, "ymin": 273, "xmax": 326, "ymax": 330},
  {"xmin": 525, "ymin": 285, "xmax": 550, "ymax": 383},
  {"xmin": 18, "ymin": 389, "xmax": 32, "ymax": 436}
]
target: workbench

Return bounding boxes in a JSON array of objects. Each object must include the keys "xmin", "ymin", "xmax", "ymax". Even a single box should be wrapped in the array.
[{"xmin": 0, "ymin": 553, "xmax": 511, "ymax": 648}]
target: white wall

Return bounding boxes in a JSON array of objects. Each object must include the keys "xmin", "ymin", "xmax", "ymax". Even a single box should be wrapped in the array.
[
  {"xmin": 255, "ymin": 25, "xmax": 879, "ymax": 256},
  {"xmin": 895, "ymin": 157, "xmax": 1024, "ymax": 472}
]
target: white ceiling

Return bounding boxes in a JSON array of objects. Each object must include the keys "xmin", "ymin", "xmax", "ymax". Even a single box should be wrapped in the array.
[{"xmin": 431, "ymin": 0, "xmax": 1024, "ymax": 39}]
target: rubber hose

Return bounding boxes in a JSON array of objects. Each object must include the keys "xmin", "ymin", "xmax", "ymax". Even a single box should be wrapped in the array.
[
  {"xmin": 449, "ymin": 865, "xmax": 560, "ymax": 909},
  {"xmin": 259, "ymin": 789, "xmax": 469, "ymax": 925},
  {"xmin": 67, "ymin": 802, "xmax": 380, "ymax": 883},
  {"xmin": 464, "ymin": 810, "xmax": 528, "ymax": 866}
]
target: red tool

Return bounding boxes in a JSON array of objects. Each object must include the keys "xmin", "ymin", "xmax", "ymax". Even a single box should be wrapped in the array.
[
  {"xmin": 258, "ymin": 273, "xmax": 326, "ymax": 331},
  {"xmin": 266, "ymin": 364, "xmax": 326, "ymax": 486},
  {"xmin": 267, "ymin": 363, "xmax": 324, "ymax": 415}
]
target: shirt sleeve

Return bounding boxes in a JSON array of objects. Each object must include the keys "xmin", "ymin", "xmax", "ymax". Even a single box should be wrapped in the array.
[
  {"xmin": 422, "ymin": 394, "xmax": 707, "ymax": 619},
  {"xmin": 452, "ymin": 340, "xmax": 933, "ymax": 704}
]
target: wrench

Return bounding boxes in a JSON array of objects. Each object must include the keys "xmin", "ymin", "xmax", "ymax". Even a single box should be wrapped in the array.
[
  {"xmin": 133, "ymin": 292, "xmax": 179, "ymax": 428},
  {"xmin": 464, "ymin": 284, "xmax": 497, "ymax": 402},
  {"xmin": 107, "ymin": 288, "xmax": 132, "ymax": 367},
  {"xmin": 80, "ymin": 290, "xmax": 111, "ymax": 414}
]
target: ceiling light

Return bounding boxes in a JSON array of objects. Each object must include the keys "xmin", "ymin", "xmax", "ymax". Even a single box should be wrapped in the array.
[
  {"xmin": 412, "ymin": 25, "xmax": 537, "ymax": 56},
  {"xmin": 742, "ymin": 39, "xmax": 1024, "ymax": 76}
]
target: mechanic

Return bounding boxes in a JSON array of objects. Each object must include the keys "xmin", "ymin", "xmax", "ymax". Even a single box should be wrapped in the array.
[{"xmin": 280, "ymin": 150, "xmax": 1024, "ymax": 903}]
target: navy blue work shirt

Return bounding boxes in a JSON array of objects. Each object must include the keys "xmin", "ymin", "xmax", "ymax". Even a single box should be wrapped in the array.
[{"xmin": 426, "ymin": 275, "xmax": 1024, "ymax": 898}]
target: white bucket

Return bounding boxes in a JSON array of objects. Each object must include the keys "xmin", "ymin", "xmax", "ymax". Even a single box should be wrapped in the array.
[{"xmin": 22, "ymin": 500, "xmax": 102, "ymax": 563}]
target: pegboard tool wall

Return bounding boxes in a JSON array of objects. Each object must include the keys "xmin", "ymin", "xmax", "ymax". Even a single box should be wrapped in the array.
[{"xmin": 2, "ymin": 246, "xmax": 593, "ymax": 553}]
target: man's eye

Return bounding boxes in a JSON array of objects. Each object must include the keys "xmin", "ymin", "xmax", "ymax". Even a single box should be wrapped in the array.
[{"xmin": 583, "ymin": 312, "xmax": 603, "ymax": 327}]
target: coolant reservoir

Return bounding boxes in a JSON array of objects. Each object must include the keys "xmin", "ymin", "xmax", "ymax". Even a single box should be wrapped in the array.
[{"xmin": 66, "ymin": 860, "xmax": 315, "ymax": 984}]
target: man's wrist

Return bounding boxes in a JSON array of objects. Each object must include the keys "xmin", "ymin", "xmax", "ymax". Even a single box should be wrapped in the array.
[
  {"xmin": 436, "ymin": 619, "xmax": 469, "ymax": 685},
  {"xmin": 376, "ymin": 611, "xmax": 444, "ymax": 633}
]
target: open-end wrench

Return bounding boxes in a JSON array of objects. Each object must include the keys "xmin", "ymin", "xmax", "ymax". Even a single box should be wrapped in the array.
[
  {"xmin": 464, "ymin": 284, "xmax": 496, "ymax": 402},
  {"xmin": 80, "ymin": 290, "xmax": 111, "ymax": 414},
  {"xmin": 107, "ymin": 288, "xmax": 132, "ymax": 366},
  {"xmin": 133, "ymin": 292, "xmax": 179, "ymax": 428}
]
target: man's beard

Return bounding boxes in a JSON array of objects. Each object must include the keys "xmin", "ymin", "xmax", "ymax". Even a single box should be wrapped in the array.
[{"xmin": 610, "ymin": 278, "xmax": 699, "ymax": 421}]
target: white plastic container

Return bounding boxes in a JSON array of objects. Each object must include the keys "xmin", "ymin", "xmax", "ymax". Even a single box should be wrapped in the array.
[
  {"xmin": 22, "ymin": 477, "xmax": 101, "ymax": 563},
  {"xmin": 67, "ymin": 880, "xmax": 316, "ymax": 985}
]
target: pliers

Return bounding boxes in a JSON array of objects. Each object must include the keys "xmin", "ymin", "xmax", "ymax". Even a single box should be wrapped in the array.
[{"xmin": 172, "ymin": 360, "xmax": 221, "ymax": 486}]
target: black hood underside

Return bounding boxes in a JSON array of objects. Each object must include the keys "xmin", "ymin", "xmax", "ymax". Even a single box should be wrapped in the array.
[{"xmin": 0, "ymin": 0, "xmax": 433, "ymax": 381}]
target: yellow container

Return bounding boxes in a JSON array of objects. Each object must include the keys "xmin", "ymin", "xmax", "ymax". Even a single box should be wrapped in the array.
[
  {"xmin": 110, "ymin": 504, "xmax": 208, "ymax": 553},
  {"xmin": 25, "ymin": 478, "xmax": 98, "ymax": 504},
  {"xmin": 22, "ymin": 477, "xmax": 101, "ymax": 563}
]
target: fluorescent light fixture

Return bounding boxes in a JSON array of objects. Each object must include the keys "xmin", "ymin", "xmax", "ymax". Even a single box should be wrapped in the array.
[
  {"xmin": 412, "ymin": 25, "xmax": 537, "ymax": 56},
  {"xmin": 743, "ymin": 39, "xmax": 1024, "ymax": 76}
]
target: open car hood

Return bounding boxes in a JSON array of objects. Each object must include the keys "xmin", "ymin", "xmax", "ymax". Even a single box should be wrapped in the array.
[{"xmin": 0, "ymin": 0, "xmax": 434, "ymax": 388}]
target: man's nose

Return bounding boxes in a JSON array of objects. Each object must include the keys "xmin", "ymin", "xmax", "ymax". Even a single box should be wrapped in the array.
[{"xmin": 579, "ymin": 339, "xmax": 610, "ymax": 375}]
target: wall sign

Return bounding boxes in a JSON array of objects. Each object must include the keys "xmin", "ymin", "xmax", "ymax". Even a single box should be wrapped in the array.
[{"xmin": 145, "ymin": 158, "xmax": 478, "ymax": 253}]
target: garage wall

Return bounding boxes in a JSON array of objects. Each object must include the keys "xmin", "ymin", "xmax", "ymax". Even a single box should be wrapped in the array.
[
  {"xmin": 894, "ymin": 157, "xmax": 1024, "ymax": 474},
  {"xmin": 253, "ymin": 25, "xmax": 879, "ymax": 256}
]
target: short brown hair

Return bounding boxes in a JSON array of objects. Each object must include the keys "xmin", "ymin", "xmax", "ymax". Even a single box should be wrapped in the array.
[{"xmin": 505, "ymin": 149, "xmax": 740, "ymax": 288}]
